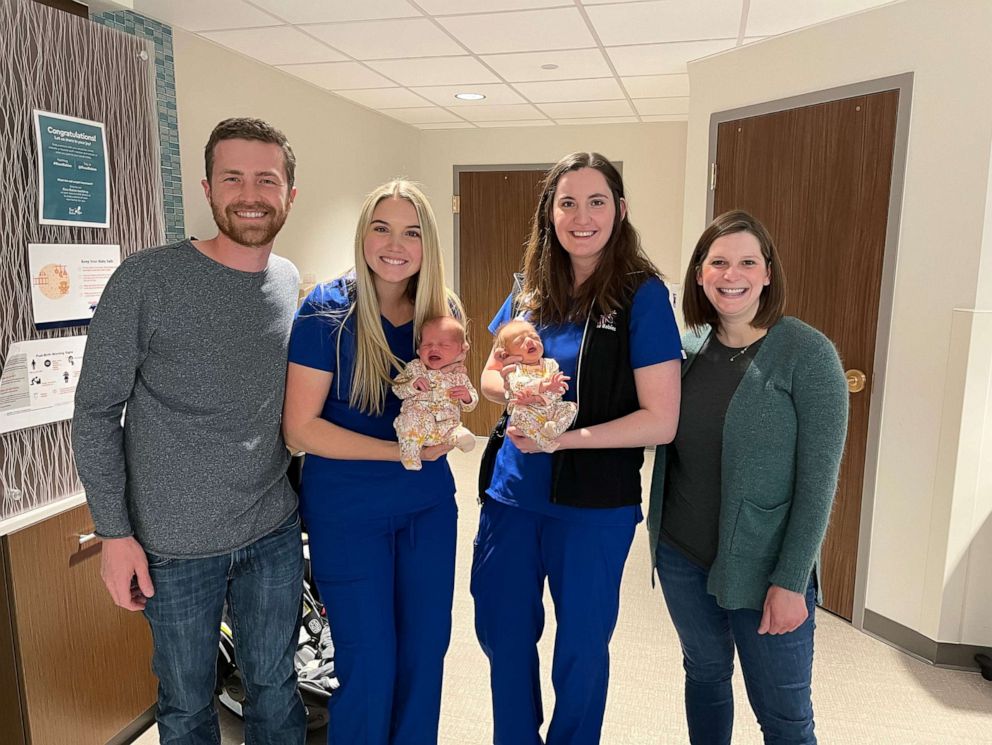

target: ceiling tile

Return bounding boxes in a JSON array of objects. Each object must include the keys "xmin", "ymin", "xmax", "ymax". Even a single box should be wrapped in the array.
[
  {"xmin": 133, "ymin": 0, "xmax": 280, "ymax": 31},
  {"xmin": 412, "ymin": 84, "xmax": 526, "ymax": 107},
  {"xmin": 438, "ymin": 8, "xmax": 595, "ymax": 54},
  {"xmin": 334, "ymin": 88, "xmax": 433, "ymax": 108},
  {"xmin": 641, "ymin": 114, "xmax": 689, "ymax": 122},
  {"xmin": 633, "ymin": 97, "xmax": 690, "ymax": 115},
  {"xmin": 367, "ymin": 56, "xmax": 500, "ymax": 86},
  {"xmin": 419, "ymin": 0, "xmax": 570, "ymax": 13},
  {"xmin": 417, "ymin": 122, "xmax": 478, "ymax": 129},
  {"xmin": 586, "ymin": 0, "xmax": 742, "ymax": 46},
  {"xmin": 476, "ymin": 120, "xmax": 556, "ymax": 128},
  {"xmin": 306, "ymin": 18, "xmax": 465, "ymax": 60},
  {"xmin": 556, "ymin": 116, "xmax": 640, "ymax": 125},
  {"xmin": 481, "ymin": 48, "xmax": 612, "ymax": 82},
  {"xmin": 537, "ymin": 100, "xmax": 634, "ymax": 118},
  {"xmin": 513, "ymin": 77, "xmax": 624, "ymax": 103},
  {"xmin": 621, "ymin": 74, "xmax": 690, "ymax": 98},
  {"xmin": 277, "ymin": 61, "xmax": 396, "ymax": 90},
  {"xmin": 607, "ymin": 39, "xmax": 737, "ymax": 75},
  {"xmin": 453, "ymin": 103, "xmax": 547, "ymax": 122},
  {"xmin": 747, "ymin": 0, "xmax": 891, "ymax": 37},
  {"xmin": 382, "ymin": 107, "xmax": 466, "ymax": 124},
  {"xmin": 249, "ymin": 0, "xmax": 421, "ymax": 24},
  {"xmin": 200, "ymin": 26, "xmax": 347, "ymax": 65}
]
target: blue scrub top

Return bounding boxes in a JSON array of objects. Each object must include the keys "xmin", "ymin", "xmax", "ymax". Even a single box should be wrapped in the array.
[
  {"xmin": 487, "ymin": 276, "xmax": 682, "ymax": 526},
  {"xmin": 288, "ymin": 278, "xmax": 456, "ymax": 524}
]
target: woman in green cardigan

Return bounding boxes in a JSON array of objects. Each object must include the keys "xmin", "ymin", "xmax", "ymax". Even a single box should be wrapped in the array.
[{"xmin": 647, "ymin": 210, "xmax": 848, "ymax": 745}]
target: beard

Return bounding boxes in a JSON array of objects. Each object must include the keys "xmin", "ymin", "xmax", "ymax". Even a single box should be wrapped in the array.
[{"xmin": 210, "ymin": 199, "xmax": 289, "ymax": 248}]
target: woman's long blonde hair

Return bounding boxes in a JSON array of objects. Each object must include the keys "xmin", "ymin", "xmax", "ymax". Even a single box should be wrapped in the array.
[{"xmin": 341, "ymin": 180, "xmax": 464, "ymax": 414}]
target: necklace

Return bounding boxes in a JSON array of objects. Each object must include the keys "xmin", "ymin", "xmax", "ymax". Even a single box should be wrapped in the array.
[{"xmin": 728, "ymin": 344, "xmax": 751, "ymax": 362}]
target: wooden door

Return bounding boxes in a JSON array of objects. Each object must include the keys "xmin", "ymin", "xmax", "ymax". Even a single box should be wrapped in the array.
[
  {"xmin": 4, "ymin": 504, "xmax": 156, "ymax": 744},
  {"xmin": 713, "ymin": 90, "xmax": 899, "ymax": 619},
  {"xmin": 458, "ymin": 169, "xmax": 547, "ymax": 435}
]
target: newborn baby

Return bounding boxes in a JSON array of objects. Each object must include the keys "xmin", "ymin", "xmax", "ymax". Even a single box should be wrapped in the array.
[
  {"xmin": 495, "ymin": 319, "xmax": 577, "ymax": 453},
  {"xmin": 392, "ymin": 316, "xmax": 478, "ymax": 471}
]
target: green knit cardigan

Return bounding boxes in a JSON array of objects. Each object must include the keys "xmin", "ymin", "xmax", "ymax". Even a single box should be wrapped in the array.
[{"xmin": 647, "ymin": 316, "xmax": 849, "ymax": 611}]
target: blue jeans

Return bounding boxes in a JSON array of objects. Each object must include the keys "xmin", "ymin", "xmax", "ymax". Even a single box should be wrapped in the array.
[
  {"xmin": 656, "ymin": 540, "xmax": 817, "ymax": 745},
  {"xmin": 143, "ymin": 511, "xmax": 306, "ymax": 745}
]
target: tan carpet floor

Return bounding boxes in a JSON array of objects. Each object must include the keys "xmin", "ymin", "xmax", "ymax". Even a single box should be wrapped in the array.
[{"xmin": 133, "ymin": 445, "xmax": 992, "ymax": 744}]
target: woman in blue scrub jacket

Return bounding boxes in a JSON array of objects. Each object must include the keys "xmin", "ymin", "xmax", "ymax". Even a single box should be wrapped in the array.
[
  {"xmin": 283, "ymin": 180, "xmax": 464, "ymax": 745},
  {"xmin": 472, "ymin": 152, "xmax": 683, "ymax": 745}
]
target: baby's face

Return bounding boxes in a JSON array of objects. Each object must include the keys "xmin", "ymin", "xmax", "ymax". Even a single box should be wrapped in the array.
[
  {"xmin": 504, "ymin": 324, "xmax": 543, "ymax": 365},
  {"xmin": 418, "ymin": 326, "xmax": 465, "ymax": 370}
]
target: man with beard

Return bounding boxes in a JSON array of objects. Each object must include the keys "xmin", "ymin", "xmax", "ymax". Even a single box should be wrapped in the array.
[{"xmin": 72, "ymin": 118, "xmax": 306, "ymax": 744}]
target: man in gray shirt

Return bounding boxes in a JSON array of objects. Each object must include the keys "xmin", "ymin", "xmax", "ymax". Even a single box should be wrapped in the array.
[{"xmin": 73, "ymin": 118, "xmax": 306, "ymax": 744}]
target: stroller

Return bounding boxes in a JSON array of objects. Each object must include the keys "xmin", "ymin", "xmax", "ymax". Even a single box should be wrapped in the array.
[{"xmin": 216, "ymin": 533, "xmax": 340, "ymax": 731}]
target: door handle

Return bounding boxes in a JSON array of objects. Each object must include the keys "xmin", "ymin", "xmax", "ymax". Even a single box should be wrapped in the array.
[
  {"xmin": 78, "ymin": 532, "xmax": 99, "ymax": 546},
  {"xmin": 845, "ymin": 369, "xmax": 866, "ymax": 394}
]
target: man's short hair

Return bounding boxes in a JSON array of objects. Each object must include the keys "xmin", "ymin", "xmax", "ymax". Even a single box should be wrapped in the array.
[{"xmin": 204, "ymin": 118, "xmax": 296, "ymax": 188}]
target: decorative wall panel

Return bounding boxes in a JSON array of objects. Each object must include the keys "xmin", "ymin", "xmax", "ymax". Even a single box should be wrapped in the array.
[
  {"xmin": 95, "ymin": 9, "xmax": 185, "ymax": 243},
  {"xmin": 0, "ymin": 0, "xmax": 164, "ymax": 520}
]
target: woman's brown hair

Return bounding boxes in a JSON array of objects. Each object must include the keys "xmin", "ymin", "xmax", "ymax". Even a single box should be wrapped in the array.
[
  {"xmin": 681, "ymin": 209, "xmax": 787, "ymax": 333},
  {"xmin": 519, "ymin": 152, "xmax": 661, "ymax": 324}
]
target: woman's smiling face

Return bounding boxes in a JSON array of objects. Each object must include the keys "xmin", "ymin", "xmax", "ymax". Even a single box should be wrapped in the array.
[
  {"xmin": 363, "ymin": 197, "xmax": 423, "ymax": 291},
  {"xmin": 551, "ymin": 167, "xmax": 625, "ymax": 277},
  {"xmin": 696, "ymin": 230, "xmax": 771, "ymax": 326}
]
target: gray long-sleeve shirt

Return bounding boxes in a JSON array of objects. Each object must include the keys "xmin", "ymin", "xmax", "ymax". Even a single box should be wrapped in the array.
[{"xmin": 72, "ymin": 240, "xmax": 299, "ymax": 557}]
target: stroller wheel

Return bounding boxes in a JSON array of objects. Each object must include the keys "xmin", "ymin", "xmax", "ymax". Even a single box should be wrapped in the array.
[{"xmin": 304, "ymin": 700, "xmax": 329, "ymax": 731}]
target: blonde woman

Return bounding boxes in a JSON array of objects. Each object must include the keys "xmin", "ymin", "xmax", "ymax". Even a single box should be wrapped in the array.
[{"xmin": 283, "ymin": 180, "xmax": 464, "ymax": 745}]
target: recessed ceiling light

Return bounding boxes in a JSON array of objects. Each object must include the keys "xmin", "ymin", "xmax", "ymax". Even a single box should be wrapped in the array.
[
  {"xmin": 454, "ymin": 92, "xmax": 486, "ymax": 101},
  {"xmin": 540, "ymin": 63, "xmax": 559, "ymax": 70}
]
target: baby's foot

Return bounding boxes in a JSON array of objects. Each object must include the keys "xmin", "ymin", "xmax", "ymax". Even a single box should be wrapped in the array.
[{"xmin": 454, "ymin": 427, "xmax": 476, "ymax": 453}]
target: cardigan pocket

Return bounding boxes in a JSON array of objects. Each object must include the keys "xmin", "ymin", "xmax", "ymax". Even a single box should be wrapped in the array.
[{"xmin": 729, "ymin": 498, "xmax": 791, "ymax": 558}]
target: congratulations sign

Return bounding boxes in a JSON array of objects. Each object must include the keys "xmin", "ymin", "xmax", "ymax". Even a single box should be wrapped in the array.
[{"xmin": 34, "ymin": 110, "xmax": 110, "ymax": 228}]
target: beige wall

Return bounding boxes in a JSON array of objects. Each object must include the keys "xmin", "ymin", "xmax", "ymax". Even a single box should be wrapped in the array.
[
  {"xmin": 172, "ymin": 28, "xmax": 421, "ymax": 284},
  {"xmin": 418, "ymin": 123, "xmax": 688, "ymax": 290},
  {"xmin": 683, "ymin": 0, "xmax": 992, "ymax": 643}
]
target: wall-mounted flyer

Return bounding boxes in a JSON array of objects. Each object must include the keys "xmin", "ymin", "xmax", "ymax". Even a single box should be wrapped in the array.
[
  {"xmin": 28, "ymin": 243, "xmax": 120, "ymax": 330},
  {"xmin": 0, "ymin": 336, "xmax": 86, "ymax": 435},
  {"xmin": 34, "ymin": 110, "xmax": 109, "ymax": 228}
]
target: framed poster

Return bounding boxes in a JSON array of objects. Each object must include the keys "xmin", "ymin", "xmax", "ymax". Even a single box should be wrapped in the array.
[
  {"xmin": 34, "ymin": 110, "xmax": 110, "ymax": 228},
  {"xmin": 28, "ymin": 243, "xmax": 120, "ymax": 330}
]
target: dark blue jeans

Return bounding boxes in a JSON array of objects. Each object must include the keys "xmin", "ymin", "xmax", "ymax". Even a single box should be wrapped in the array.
[
  {"xmin": 656, "ymin": 540, "xmax": 817, "ymax": 745},
  {"xmin": 143, "ymin": 511, "xmax": 306, "ymax": 745}
]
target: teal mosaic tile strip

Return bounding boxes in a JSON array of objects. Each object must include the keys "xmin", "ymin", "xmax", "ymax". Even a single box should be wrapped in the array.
[{"xmin": 94, "ymin": 11, "xmax": 185, "ymax": 243}]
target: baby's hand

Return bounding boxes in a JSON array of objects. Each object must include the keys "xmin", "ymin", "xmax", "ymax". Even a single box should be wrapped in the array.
[
  {"xmin": 412, "ymin": 377, "xmax": 430, "ymax": 392},
  {"xmin": 511, "ymin": 392, "xmax": 546, "ymax": 407},
  {"xmin": 447, "ymin": 385, "xmax": 472, "ymax": 404},
  {"xmin": 540, "ymin": 372, "xmax": 570, "ymax": 396}
]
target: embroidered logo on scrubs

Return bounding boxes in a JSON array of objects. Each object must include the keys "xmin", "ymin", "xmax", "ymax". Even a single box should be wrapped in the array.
[{"xmin": 596, "ymin": 310, "xmax": 617, "ymax": 331}]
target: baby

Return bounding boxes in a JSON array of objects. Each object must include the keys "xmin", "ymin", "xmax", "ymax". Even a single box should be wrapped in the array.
[
  {"xmin": 392, "ymin": 316, "xmax": 478, "ymax": 471},
  {"xmin": 495, "ymin": 319, "xmax": 577, "ymax": 453}
]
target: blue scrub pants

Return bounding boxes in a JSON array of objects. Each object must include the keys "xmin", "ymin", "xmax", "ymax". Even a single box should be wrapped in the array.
[
  {"xmin": 471, "ymin": 499, "xmax": 635, "ymax": 745},
  {"xmin": 307, "ymin": 498, "xmax": 457, "ymax": 745}
]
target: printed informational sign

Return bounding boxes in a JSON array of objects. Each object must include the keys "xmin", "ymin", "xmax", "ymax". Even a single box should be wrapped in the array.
[
  {"xmin": 28, "ymin": 243, "xmax": 120, "ymax": 330},
  {"xmin": 0, "ymin": 336, "xmax": 87, "ymax": 434},
  {"xmin": 34, "ymin": 110, "xmax": 110, "ymax": 228}
]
